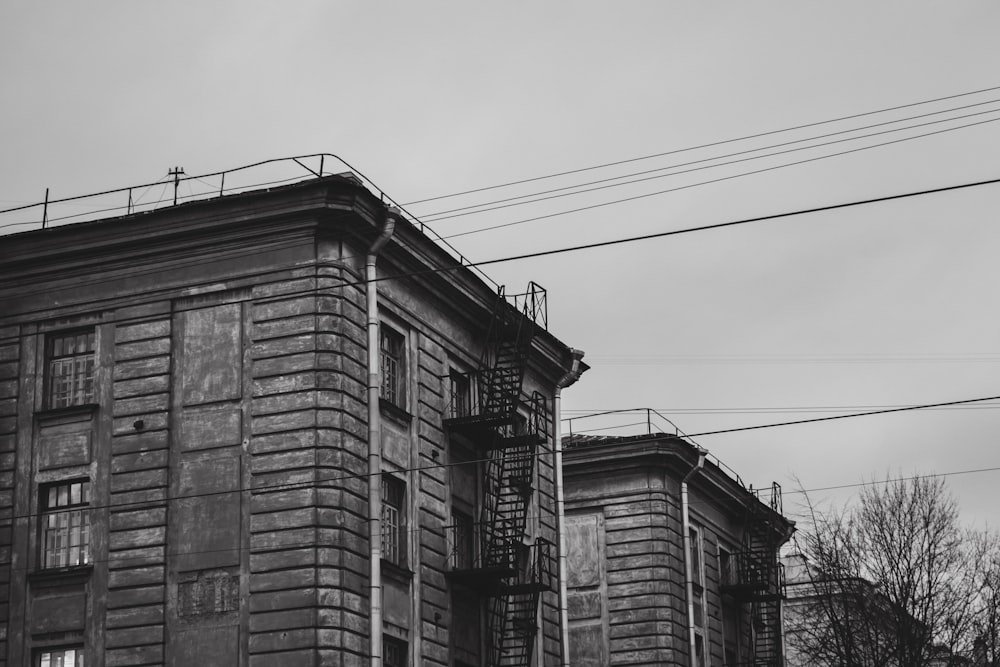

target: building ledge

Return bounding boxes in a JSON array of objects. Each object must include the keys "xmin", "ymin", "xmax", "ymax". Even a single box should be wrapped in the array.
[
  {"xmin": 379, "ymin": 398, "xmax": 413, "ymax": 426},
  {"xmin": 34, "ymin": 403, "xmax": 98, "ymax": 422},
  {"xmin": 28, "ymin": 564, "xmax": 93, "ymax": 589}
]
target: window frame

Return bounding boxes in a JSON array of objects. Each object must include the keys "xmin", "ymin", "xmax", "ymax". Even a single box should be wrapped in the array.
[
  {"xmin": 35, "ymin": 646, "xmax": 85, "ymax": 667},
  {"xmin": 448, "ymin": 368, "xmax": 472, "ymax": 419},
  {"xmin": 381, "ymin": 474, "xmax": 406, "ymax": 568},
  {"xmin": 383, "ymin": 635, "xmax": 407, "ymax": 667},
  {"xmin": 688, "ymin": 525, "xmax": 706, "ymax": 629},
  {"xmin": 45, "ymin": 329, "xmax": 97, "ymax": 410},
  {"xmin": 379, "ymin": 324, "xmax": 406, "ymax": 409},
  {"xmin": 450, "ymin": 507, "xmax": 476, "ymax": 570},
  {"xmin": 39, "ymin": 479, "xmax": 91, "ymax": 570}
]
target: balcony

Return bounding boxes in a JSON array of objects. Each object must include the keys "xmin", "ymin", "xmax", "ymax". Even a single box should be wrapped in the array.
[
  {"xmin": 444, "ymin": 520, "xmax": 556, "ymax": 596},
  {"xmin": 720, "ymin": 554, "xmax": 785, "ymax": 602}
]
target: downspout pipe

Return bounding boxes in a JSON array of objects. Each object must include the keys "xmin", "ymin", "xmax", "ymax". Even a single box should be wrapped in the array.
[
  {"xmin": 682, "ymin": 449, "xmax": 707, "ymax": 667},
  {"xmin": 367, "ymin": 208, "xmax": 397, "ymax": 667},
  {"xmin": 554, "ymin": 349, "xmax": 585, "ymax": 667}
]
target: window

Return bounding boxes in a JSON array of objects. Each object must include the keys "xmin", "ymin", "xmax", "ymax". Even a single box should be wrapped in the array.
[
  {"xmin": 448, "ymin": 369, "xmax": 471, "ymax": 418},
  {"xmin": 689, "ymin": 528, "xmax": 703, "ymax": 588},
  {"xmin": 36, "ymin": 647, "xmax": 84, "ymax": 667},
  {"xmin": 451, "ymin": 508, "xmax": 475, "ymax": 570},
  {"xmin": 379, "ymin": 326, "xmax": 405, "ymax": 408},
  {"xmin": 46, "ymin": 330, "xmax": 96, "ymax": 409},
  {"xmin": 381, "ymin": 475, "xmax": 405, "ymax": 567},
  {"xmin": 689, "ymin": 527, "xmax": 705, "ymax": 627},
  {"xmin": 719, "ymin": 546, "xmax": 733, "ymax": 586},
  {"xmin": 41, "ymin": 480, "xmax": 90, "ymax": 569},
  {"xmin": 383, "ymin": 636, "xmax": 407, "ymax": 667}
]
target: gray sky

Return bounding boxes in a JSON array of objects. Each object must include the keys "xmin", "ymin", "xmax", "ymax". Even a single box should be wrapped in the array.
[{"xmin": 3, "ymin": 2, "xmax": 1000, "ymax": 528}]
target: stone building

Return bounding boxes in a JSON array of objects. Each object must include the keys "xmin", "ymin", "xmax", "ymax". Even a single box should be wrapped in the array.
[
  {"xmin": 0, "ymin": 165, "xmax": 586, "ymax": 666},
  {"xmin": 562, "ymin": 433, "xmax": 794, "ymax": 666}
]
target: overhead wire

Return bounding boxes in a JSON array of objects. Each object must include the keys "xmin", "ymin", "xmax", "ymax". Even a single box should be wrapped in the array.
[
  {"xmin": 3, "ymin": 172, "xmax": 1000, "ymax": 347},
  {"xmin": 404, "ymin": 83, "xmax": 1000, "ymax": 205},
  {"xmin": 3, "ymin": 393, "xmax": 997, "ymax": 528},
  {"xmin": 6, "ymin": 401, "xmax": 1000, "ymax": 573},
  {"xmin": 442, "ymin": 115, "xmax": 1000, "ymax": 239},
  {"xmin": 419, "ymin": 100, "xmax": 1000, "ymax": 221}
]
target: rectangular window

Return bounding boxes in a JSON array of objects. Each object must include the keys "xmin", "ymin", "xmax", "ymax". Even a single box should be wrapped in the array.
[
  {"xmin": 381, "ymin": 475, "xmax": 405, "ymax": 567},
  {"xmin": 41, "ymin": 480, "xmax": 90, "ymax": 569},
  {"xmin": 46, "ymin": 330, "xmax": 96, "ymax": 409},
  {"xmin": 694, "ymin": 633, "xmax": 706, "ymax": 667},
  {"xmin": 379, "ymin": 326, "xmax": 405, "ymax": 408},
  {"xmin": 383, "ymin": 636, "xmax": 407, "ymax": 667},
  {"xmin": 448, "ymin": 369, "xmax": 471, "ymax": 418},
  {"xmin": 37, "ymin": 647, "xmax": 84, "ymax": 667},
  {"xmin": 689, "ymin": 527, "xmax": 705, "ymax": 627},
  {"xmin": 451, "ymin": 508, "xmax": 475, "ymax": 570},
  {"xmin": 719, "ymin": 546, "xmax": 733, "ymax": 586}
]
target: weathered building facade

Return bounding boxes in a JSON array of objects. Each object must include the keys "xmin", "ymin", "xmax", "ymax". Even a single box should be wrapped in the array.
[
  {"xmin": 0, "ymin": 168, "xmax": 585, "ymax": 666},
  {"xmin": 562, "ymin": 433, "xmax": 794, "ymax": 666}
]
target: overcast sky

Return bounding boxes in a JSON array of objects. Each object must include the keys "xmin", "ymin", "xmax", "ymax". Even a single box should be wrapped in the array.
[{"xmin": 3, "ymin": 2, "xmax": 1000, "ymax": 530}]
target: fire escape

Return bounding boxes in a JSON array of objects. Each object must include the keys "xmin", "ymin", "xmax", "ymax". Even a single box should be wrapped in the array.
[
  {"xmin": 721, "ymin": 482, "xmax": 787, "ymax": 667},
  {"xmin": 444, "ymin": 283, "xmax": 556, "ymax": 667}
]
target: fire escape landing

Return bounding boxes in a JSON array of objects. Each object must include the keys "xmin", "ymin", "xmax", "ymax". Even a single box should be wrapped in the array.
[
  {"xmin": 444, "ymin": 283, "xmax": 554, "ymax": 667},
  {"xmin": 720, "ymin": 482, "xmax": 787, "ymax": 667}
]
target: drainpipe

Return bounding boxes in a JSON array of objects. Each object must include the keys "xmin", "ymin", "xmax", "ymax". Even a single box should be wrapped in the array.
[
  {"xmin": 554, "ymin": 349, "xmax": 585, "ymax": 667},
  {"xmin": 367, "ymin": 208, "xmax": 397, "ymax": 667},
  {"xmin": 681, "ymin": 449, "xmax": 706, "ymax": 667}
]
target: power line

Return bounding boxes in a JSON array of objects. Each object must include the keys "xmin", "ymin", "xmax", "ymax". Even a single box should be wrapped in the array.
[
  {"xmin": 9, "ymin": 460, "xmax": 999, "ymax": 575},
  {"xmin": 784, "ymin": 467, "xmax": 1000, "ymax": 496},
  {"xmin": 404, "ymin": 83, "xmax": 1000, "ymax": 206},
  {"xmin": 563, "ymin": 402, "xmax": 1000, "ymax": 417},
  {"xmin": 453, "ymin": 173, "xmax": 1000, "ymax": 267},
  {"xmin": 443, "ymin": 115, "xmax": 1000, "ymax": 240},
  {"xmin": 4, "ymin": 391, "xmax": 996, "ymax": 527},
  {"xmin": 3, "ymin": 171, "xmax": 1000, "ymax": 346},
  {"xmin": 420, "ymin": 102, "xmax": 1000, "ymax": 222},
  {"xmin": 681, "ymin": 395, "xmax": 1000, "ymax": 438}
]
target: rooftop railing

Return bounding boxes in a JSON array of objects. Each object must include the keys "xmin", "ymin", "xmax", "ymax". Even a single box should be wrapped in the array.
[{"xmin": 0, "ymin": 153, "xmax": 503, "ymax": 292}]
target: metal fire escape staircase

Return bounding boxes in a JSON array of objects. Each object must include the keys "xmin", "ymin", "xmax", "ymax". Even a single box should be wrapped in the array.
[
  {"xmin": 444, "ymin": 283, "xmax": 556, "ymax": 667},
  {"xmin": 721, "ymin": 482, "xmax": 786, "ymax": 667}
]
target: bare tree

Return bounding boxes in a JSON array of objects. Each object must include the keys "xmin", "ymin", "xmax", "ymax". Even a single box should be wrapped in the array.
[{"xmin": 787, "ymin": 475, "xmax": 995, "ymax": 667}]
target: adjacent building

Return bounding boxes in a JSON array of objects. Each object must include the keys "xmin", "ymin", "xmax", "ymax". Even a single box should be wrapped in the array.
[
  {"xmin": 0, "ymin": 166, "xmax": 586, "ymax": 666},
  {"xmin": 562, "ymin": 433, "xmax": 794, "ymax": 666}
]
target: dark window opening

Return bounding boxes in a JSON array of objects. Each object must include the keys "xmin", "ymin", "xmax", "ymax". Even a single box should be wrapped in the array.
[
  {"xmin": 381, "ymin": 475, "xmax": 406, "ymax": 567},
  {"xmin": 380, "ymin": 326, "xmax": 405, "ymax": 408}
]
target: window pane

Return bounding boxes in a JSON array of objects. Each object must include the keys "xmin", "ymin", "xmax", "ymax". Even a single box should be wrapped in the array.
[
  {"xmin": 47, "ymin": 330, "xmax": 96, "ymax": 408},
  {"xmin": 383, "ymin": 638, "xmax": 406, "ymax": 667},
  {"xmin": 379, "ymin": 327, "xmax": 404, "ymax": 407},
  {"xmin": 381, "ymin": 476, "xmax": 404, "ymax": 566},
  {"xmin": 37, "ymin": 648, "xmax": 84, "ymax": 667},
  {"xmin": 41, "ymin": 482, "xmax": 90, "ymax": 568}
]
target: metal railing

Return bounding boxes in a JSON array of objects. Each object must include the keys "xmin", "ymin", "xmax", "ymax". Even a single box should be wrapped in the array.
[
  {"xmin": 0, "ymin": 152, "xmax": 512, "ymax": 297},
  {"xmin": 508, "ymin": 281, "xmax": 547, "ymax": 331},
  {"xmin": 563, "ymin": 407, "xmax": 750, "ymax": 489},
  {"xmin": 721, "ymin": 556, "xmax": 786, "ymax": 601},
  {"xmin": 444, "ymin": 523, "xmax": 556, "ymax": 594},
  {"xmin": 445, "ymin": 518, "xmax": 519, "ymax": 573}
]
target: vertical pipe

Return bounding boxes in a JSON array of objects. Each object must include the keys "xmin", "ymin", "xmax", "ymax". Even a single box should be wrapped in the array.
[
  {"xmin": 367, "ymin": 209, "xmax": 397, "ymax": 667},
  {"xmin": 42, "ymin": 188, "xmax": 49, "ymax": 229},
  {"xmin": 682, "ymin": 451, "xmax": 706, "ymax": 667},
  {"xmin": 554, "ymin": 349, "xmax": 585, "ymax": 667}
]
